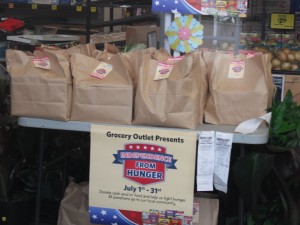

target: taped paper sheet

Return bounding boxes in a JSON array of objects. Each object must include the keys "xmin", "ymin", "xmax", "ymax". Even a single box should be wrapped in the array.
[
  {"xmin": 197, "ymin": 131, "xmax": 215, "ymax": 191},
  {"xmin": 214, "ymin": 132, "xmax": 233, "ymax": 193}
]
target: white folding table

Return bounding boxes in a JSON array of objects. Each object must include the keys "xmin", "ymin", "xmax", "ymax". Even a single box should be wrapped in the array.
[{"xmin": 18, "ymin": 116, "xmax": 269, "ymax": 225}]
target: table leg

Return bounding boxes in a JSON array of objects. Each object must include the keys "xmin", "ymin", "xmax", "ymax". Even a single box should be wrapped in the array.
[
  {"xmin": 61, "ymin": 132, "xmax": 69, "ymax": 197},
  {"xmin": 34, "ymin": 128, "xmax": 45, "ymax": 225},
  {"xmin": 238, "ymin": 144, "xmax": 246, "ymax": 225}
]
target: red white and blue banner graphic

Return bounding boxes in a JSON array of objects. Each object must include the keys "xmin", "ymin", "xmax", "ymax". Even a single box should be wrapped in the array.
[
  {"xmin": 89, "ymin": 207, "xmax": 142, "ymax": 225},
  {"xmin": 89, "ymin": 125, "xmax": 197, "ymax": 224},
  {"xmin": 152, "ymin": 0, "xmax": 201, "ymax": 14},
  {"xmin": 113, "ymin": 143, "xmax": 177, "ymax": 185},
  {"xmin": 151, "ymin": 0, "xmax": 248, "ymax": 17}
]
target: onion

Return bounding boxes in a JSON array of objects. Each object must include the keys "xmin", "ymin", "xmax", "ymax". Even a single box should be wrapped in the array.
[
  {"xmin": 295, "ymin": 51, "xmax": 300, "ymax": 61},
  {"xmin": 220, "ymin": 42, "xmax": 229, "ymax": 50},
  {"xmin": 240, "ymin": 39, "xmax": 247, "ymax": 45},
  {"xmin": 277, "ymin": 51, "xmax": 287, "ymax": 61},
  {"xmin": 287, "ymin": 53, "xmax": 296, "ymax": 63},
  {"xmin": 282, "ymin": 47, "xmax": 291, "ymax": 54},
  {"xmin": 281, "ymin": 62, "xmax": 292, "ymax": 71},
  {"xmin": 291, "ymin": 64, "xmax": 299, "ymax": 71},
  {"xmin": 271, "ymin": 58, "xmax": 281, "ymax": 68}
]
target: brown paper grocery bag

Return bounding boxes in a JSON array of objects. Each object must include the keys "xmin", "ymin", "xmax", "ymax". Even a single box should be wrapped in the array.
[
  {"xmin": 65, "ymin": 43, "xmax": 97, "ymax": 57},
  {"xmin": 6, "ymin": 49, "xmax": 72, "ymax": 121},
  {"xmin": 40, "ymin": 43, "xmax": 97, "ymax": 59},
  {"xmin": 121, "ymin": 47, "xmax": 170, "ymax": 87},
  {"xmin": 133, "ymin": 50, "xmax": 208, "ymax": 129},
  {"xmin": 204, "ymin": 52, "xmax": 274, "ymax": 125},
  {"xmin": 57, "ymin": 182, "xmax": 93, "ymax": 225},
  {"xmin": 70, "ymin": 53, "xmax": 133, "ymax": 124},
  {"xmin": 193, "ymin": 197, "xmax": 219, "ymax": 225}
]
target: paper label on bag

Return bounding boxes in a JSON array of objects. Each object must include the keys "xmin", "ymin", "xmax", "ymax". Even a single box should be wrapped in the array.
[
  {"xmin": 33, "ymin": 57, "xmax": 51, "ymax": 70},
  {"xmin": 197, "ymin": 131, "xmax": 215, "ymax": 191},
  {"xmin": 167, "ymin": 56, "xmax": 184, "ymax": 63},
  {"xmin": 228, "ymin": 60, "xmax": 245, "ymax": 78},
  {"xmin": 90, "ymin": 62, "xmax": 113, "ymax": 79},
  {"xmin": 154, "ymin": 62, "xmax": 173, "ymax": 80},
  {"xmin": 214, "ymin": 132, "xmax": 233, "ymax": 193}
]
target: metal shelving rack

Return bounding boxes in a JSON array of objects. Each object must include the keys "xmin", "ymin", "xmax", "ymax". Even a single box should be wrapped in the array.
[{"xmin": 0, "ymin": 0, "xmax": 157, "ymax": 44}]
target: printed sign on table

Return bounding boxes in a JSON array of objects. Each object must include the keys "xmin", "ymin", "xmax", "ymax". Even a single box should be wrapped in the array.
[{"xmin": 89, "ymin": 125, "xmax": 197, "ymax": 225}]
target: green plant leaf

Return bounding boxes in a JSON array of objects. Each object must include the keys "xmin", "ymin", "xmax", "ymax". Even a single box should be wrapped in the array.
[
  {"xmin": 263, "ymin": 220, "xmax": 273, "ymax": 225},
  {"xmin": 284, "ymin": 90, "xmax": 294, "ymax": 104},
  {"xmin": 246, "ymin": 212, "xmax": 256, "ymax": 225},
  {"xmin": 286, "ymin": 139, "xmax": 300, "ymax": 148},
  {"xmin": 296, "ymin": 126, "xmax": 300, "ymax": 138},
  {"xmin": 226, "ymin": 216, "xmax": 238, "ymax": 225},
  {"xmin": 268, "ymin": 89, "xmax": 300, "ymax": 148},
  {"xmin": 233, "ymin": 153, "xmax": 274, "ymax": 219},
  {"xmin": 277, "ymin": 121, "xmax": 296, "ymax": 134},
  {"xmin": 269, "ymin": 103, "xmax": 286, "ymax": 136}
]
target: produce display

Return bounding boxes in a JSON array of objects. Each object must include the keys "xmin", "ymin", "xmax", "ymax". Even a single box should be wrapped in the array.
[
  {"xmin": 270, "ymin": 48, "xmax": 300, "ymax": 71},
  {"xmin": 217, "ymin": 32, "xmax": 300, "ymax": 72}
]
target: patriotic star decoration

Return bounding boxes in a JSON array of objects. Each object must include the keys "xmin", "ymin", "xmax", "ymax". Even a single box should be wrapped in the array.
[
  {"xmin": 129, "ymin": 145, "xmax": 159, "ymax": 151},
  {"xmin": 165, "ymin": 15, "xmax": 204, "ymax": 53},
  {"xmin": 90, "ymin": 207, "xmax": 142, "ymax": 225},
  {"xmin": 155, "ymin": 0, "xmax": 159, "ymax": 5},
  {"xmin": 92, "ymin": 215, "xmax": 98, "ymax": 219}
]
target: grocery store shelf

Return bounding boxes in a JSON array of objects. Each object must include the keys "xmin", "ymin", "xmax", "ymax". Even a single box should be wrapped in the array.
[
  {"xmin": 272, "ymin": 70, "xmax": 300, "ymax": 75},
  {"xmin": 0, "ymin": 0, "xmax": 154, "ymax": 43},
  {"xmin": 0, "ymin": 0, "xmax": 151, "ymax": 10}
]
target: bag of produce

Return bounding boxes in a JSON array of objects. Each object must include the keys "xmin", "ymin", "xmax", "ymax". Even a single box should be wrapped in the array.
[
  {"xmin": 6, "ymin": 49, "xmax": 72, "ymax": 121},
  {"xmin": 133, "ymin": 50, "xmax": 208, "ymax": 129},
  {"xmin": 204, "ymin": 52, "xmax": 274, "ymax": 125},
  {"xmin": 70, "ymin": 52, "xmax": 133, "ymax": 124}
]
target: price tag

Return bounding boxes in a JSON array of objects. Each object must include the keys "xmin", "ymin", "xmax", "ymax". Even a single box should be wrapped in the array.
[
  {"xmin": 228, "ymin": 60, "xmax": 245, "ymax": 79},
  {"xmin": 76, "ymin": 5, "xmax": 82, "ymax": 12},
  {"xmin": 91, "ymin": 7, "xmax": 97, "ymax": 13},
  {"xmin": 32, "ymin": 4, "xmax": 38, "ymax": 10},
  {"xmin": 51, "ymin": 5, "xmax": 57, "ymax": 11},
  {"xmin": 8, "ymin": 3, "xmax": 14, "ymax": 9},
  {"xmin": 90, "ymin": 62, "xmax": 113, "ymax": 79},
  {"xmin": 154, "ymin": 62, "xmax": 173, "ymax": 80},
  {"xmin": 270, "ymin": 13, "xmax": 295, "ymax": 30}
]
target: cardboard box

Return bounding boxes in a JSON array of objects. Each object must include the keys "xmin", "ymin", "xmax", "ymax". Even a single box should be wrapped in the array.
[
  {"xmin": 284, "ymin": 75, "xmax": 300, "ymax": 104},
  {"xmin": 125, "ymin": 25, "xmax": 160, "ymax": 47}
]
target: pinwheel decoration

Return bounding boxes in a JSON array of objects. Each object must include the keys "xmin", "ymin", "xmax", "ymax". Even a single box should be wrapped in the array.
[{"xmin": 165, "ymin": 15, "xmax": 204, "ymax": 53}]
